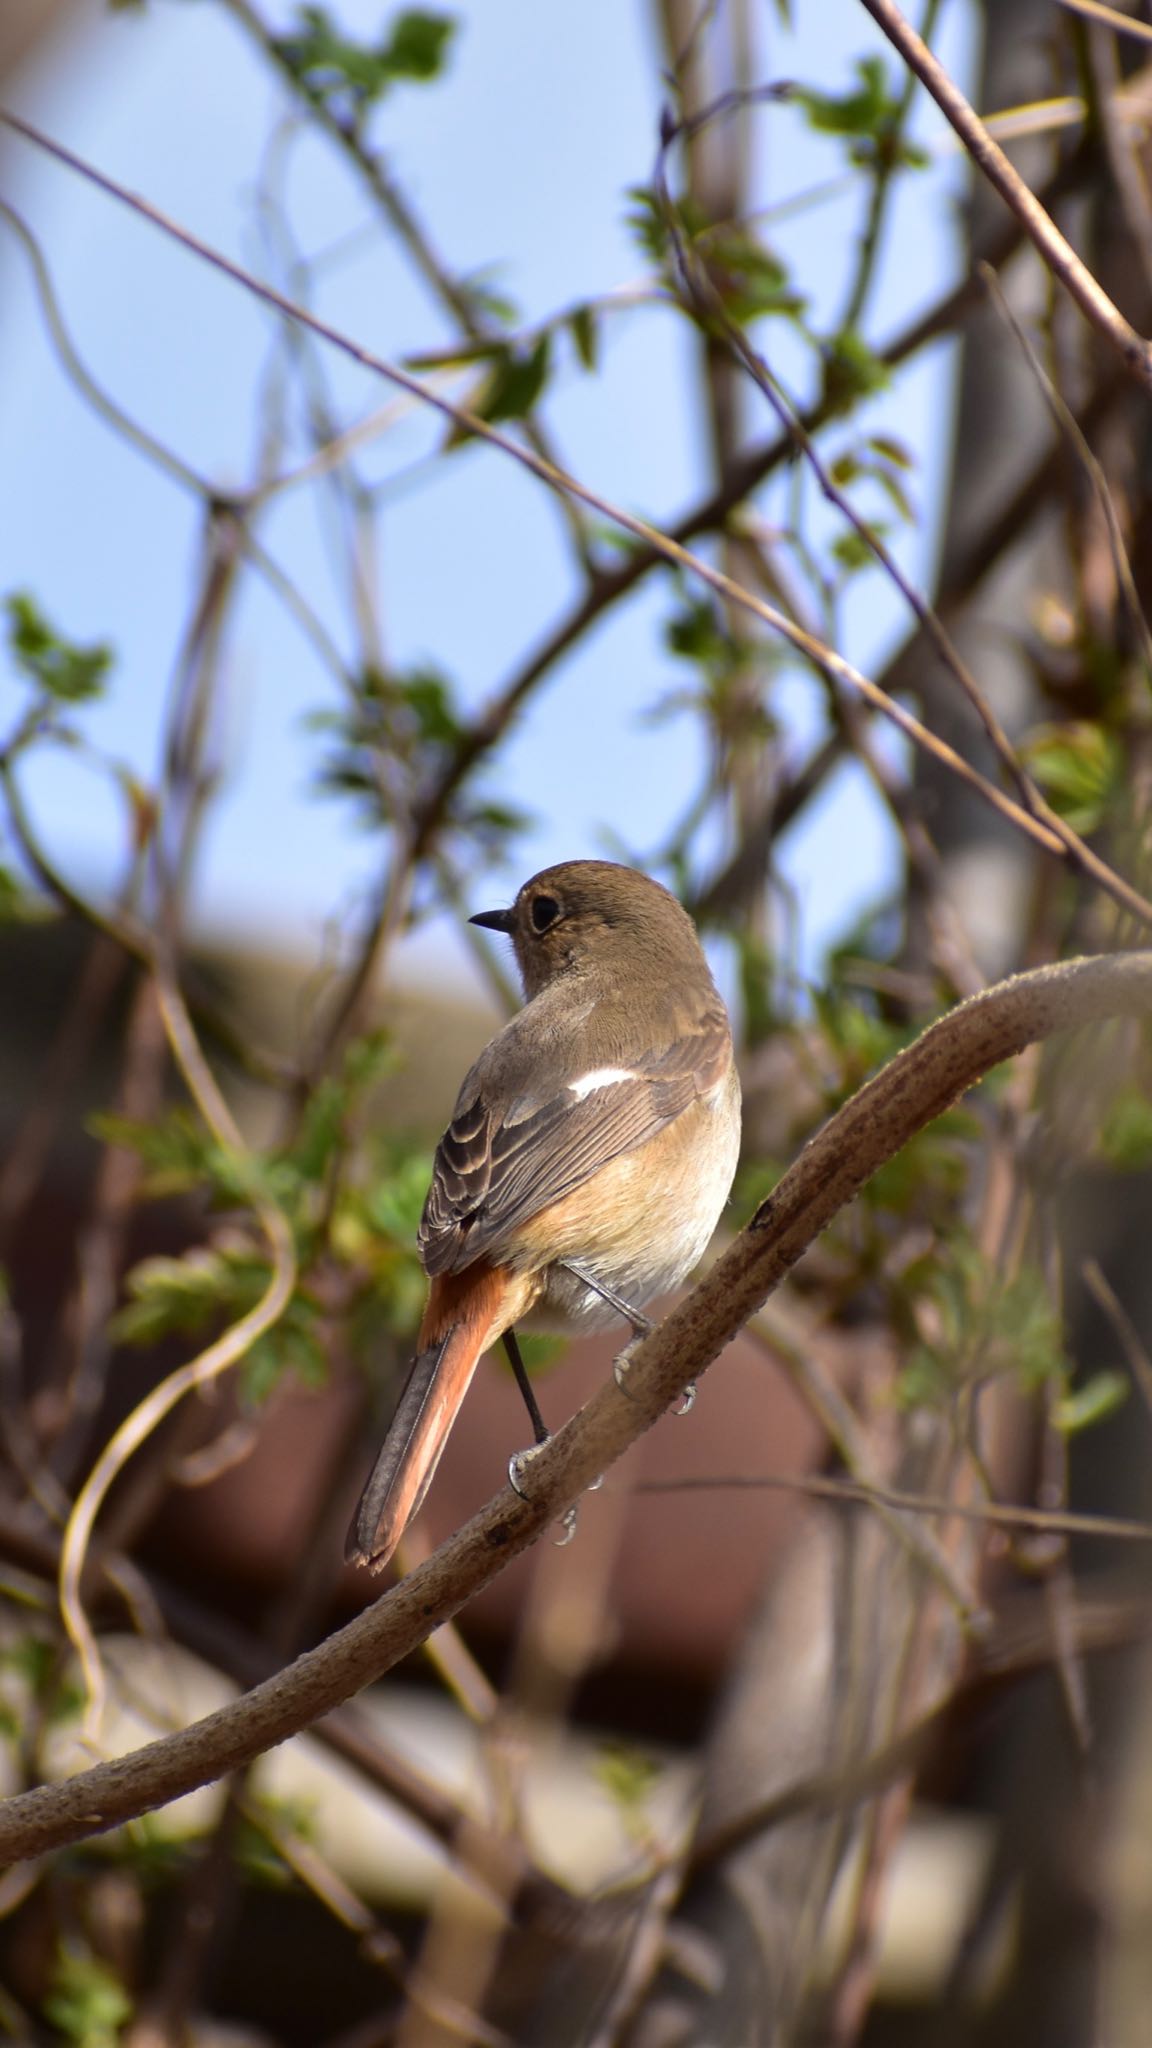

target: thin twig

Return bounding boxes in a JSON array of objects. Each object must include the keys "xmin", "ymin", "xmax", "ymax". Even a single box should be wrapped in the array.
[
  {"xmin": 0, "ymin": 750, "xmax": 294, "ymax": 1088},
  {"xmin": 1084, "ymin": 20, "xmax": 1152, "ymax": 298},
  {"xmin": 1082, "ymin": 1256, "xmax": 1152, "ymax": 1424},
  {"xmin": 979, "ymin": 261, "xmax": 1152, "ymax": 686},
  {"xmin": 1060, "ymin": 0, "xmax": 1152, "ymax": 46},
  {"xmin": 58, "ymin": 934, "xmax": 298, "ymax": 1739},
  {"xmin": 632, "ymin": 1467, "xmax": 1152, "ymax": 1544},
  {"xmin": 10, "ymin": 106, "xmax": 1152, "ymax": 924},
  {"xmin": 2, "ymin": 104, "xmax": 1096, "ymax": 890},
  {"xmin": 748, "ymin": 1311, "xmax": 986, "ymax": 1621},
  {"xmin": 857, "ymin": 0, "xmax": 1152, "ymax": 388},
  {"xmin": 657, "ymin": 114, "xmax": 1152, "ymax": 938},
  {"xmin": 219, "ymin": 0, "xmax": 597, "ymax": 572},
  {"xmin": 837, "ymin": 0, "xmax": 945, "ymax": 334}
]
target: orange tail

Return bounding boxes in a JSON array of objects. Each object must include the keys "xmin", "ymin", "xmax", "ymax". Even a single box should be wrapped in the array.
[{"xmin": 345, "ymin": 1266, "xmax": 512, "ymax": 1572}]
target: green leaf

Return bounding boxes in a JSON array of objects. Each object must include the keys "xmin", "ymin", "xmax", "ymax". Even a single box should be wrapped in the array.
[
  {"xmin": 831, "ymin": 523, "xmax": 890, "ymax": 573},
  {"xmin": 401, "ymin": 666, "xmax": 464, "ymax": 747},
  {"xmin": 567, "ymin": 304, "xmax": 599, "ymax": 371},
  {"xmin": 867, "ymin": 432, "xmax": 913, "ymax": 469},
  {"xmin": 796, "ymin": 56, "xmax": 894, "ymax": 137},
  {"xmin": 3, "ymin": 1632, "xmax": 57, "ymax": 1693},
  {"xmin": 382, "ymin": 9, "xmax": 455, "ymax": 81},
  {"xmin": 897, "ymin": 1248, "xmax": 1066, "ymax": 1409},
  {"xmin": 241, "ymin": 1317, "xmax": 327, "ymax": 1404},
  {"xmin": 291, "ymin": 1075, "xmax": 349, "ymax": 1184},
  {"xmin": 275, "ymin": 6, "xmax": 392, "ymax": 105},
  {"xmin": 821, "ymin": 329, "xmax": 891, "ymax": 414},
  {"xmin": 457, "ymin": 269, "xmax": 519, "ymax": 328},
  {"xmin": 1, "ymin": 1633, "xmax": 84, "ymax": 1724},
  {"xmin": 44, "ymin": 1944, "xmax": 132, "ymax": 2046},
  {"xmin": 115, "ymin": 1245, "xmax": 329, "ymax": 1403},
  {"xmin": 813, "ymin": 983, "xmax": 904, "ymax": 1080},
  {"xmin": 699, "ymin": 230, "xmax": 806, "ymax": 325},
  {"xmin": 665, "ymin": 598, "xmax": 731, "ymax": 670},
  {"xmin": 594, "ymin": 1740, "xmax": 662, "ymax": 1816},
  {"xmin": 273, "ymin": 6, "xmax": 455, "ymax": 115},
  {"xmin": 111, "ymin": 1249, "xmax": 236, "ymax": 1347},
  {"xmin": 341, "ymin": 1028, "xmax": 399, "ymax": 1093},
  {"xmin": 476, "ymin": 333, "xmax": 552, "ymax": 424},
  {"xmin": 1100, "ymin": 1087, "xmax": 1152, "ymax": 1169},
  {"xmin": 310, "ymin": 663, "xmax": 464, "ymax": 826},
  {"xmin": 0, "ymin": 859, "xmax": 28, "ymax": 921},
  {"xmin": 625, "ymin": 184, "xmax": 668, "ymax": 265},
  {"xmin": 368, "ymin": 1150, "xmax": 436, "ymax": 1244},
  {"xmin": 88, "ymin": 1108, "xmax": 256, "ymax": 1204},
  {"xmin": 234, "ymin": 1792, "xmax": 317, "ymax": 1886},
  {"xmin": 794, "ymin": 58, "xmax": 927, "ymax": 171},
  {"xmin": 868, "ymin": 460, "xmax": 915, "ymax": 524},
  {"xmin": 1020, "ymin": 720, "xmax": 1119, "ymax": 835},
  {"xmin": 737, "ymin": 928, "xmax": 778, "ymax": 1047},
  {"xmin": 5, "ymin": 592, "xmax": 113, "ymax": 703},
  {"xmin": 1055, "ymin": 1369, "xmax": 1128, "ymax": 1434}
]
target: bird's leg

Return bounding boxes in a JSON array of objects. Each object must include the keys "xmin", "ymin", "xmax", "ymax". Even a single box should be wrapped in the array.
[
  {"xmin": 504, "ymin": 1325, "xmax": 597, "ymax": 1547},
  {"xmin": 558, "ymin": 1260, "xmax": 652, "ymax": 1340},
  {"xmin": 504, "ymin": 1328, "xmax": 574, "ymax": 1536},
  {"xmin": 506, "ymin": 1327, "xmax": 549, "ymax": 1494},
  {"xmin": 559, "ymin": 1261, "xmax": 694, "ymax": 1415},
  {"xmin": 503, "ymin": 1329, "xmax": 550, "ymax": 1445}
]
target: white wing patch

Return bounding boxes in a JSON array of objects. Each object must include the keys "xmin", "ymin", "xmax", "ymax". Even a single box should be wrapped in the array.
[{"xmin": 567, "ymin": 1066, "xmax": 638, "ymax": 1101}]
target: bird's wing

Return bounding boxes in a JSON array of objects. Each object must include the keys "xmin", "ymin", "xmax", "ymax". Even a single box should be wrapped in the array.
[{"xmin": 417, "ymin": 989, "xmax": 731, "ymax": 1276}]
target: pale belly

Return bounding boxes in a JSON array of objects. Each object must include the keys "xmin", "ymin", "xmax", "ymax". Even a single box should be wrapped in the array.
[{"xmin": 515, "ymin": 1069, "xmax": 741, "ymax": 1336}]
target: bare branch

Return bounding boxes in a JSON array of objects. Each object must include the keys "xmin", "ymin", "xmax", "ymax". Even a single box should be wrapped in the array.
[
  {"xmin": 2, "ymin": 950, "xmax": 1152, "ymax": 1864},
  {"xmin": 857, "ymin": 0, "xmax": 1152, "ymax": 389}
]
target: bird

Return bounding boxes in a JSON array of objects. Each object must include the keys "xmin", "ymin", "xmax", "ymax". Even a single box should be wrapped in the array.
[{"xmin": 345, "ymin": 858, "xmax": 742, "ymax": 1572}]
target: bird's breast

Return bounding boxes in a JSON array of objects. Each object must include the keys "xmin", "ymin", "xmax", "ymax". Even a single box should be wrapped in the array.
[{"xmin": 511, "ymin": 1066, "xmax": 741, "ymax": 1334}]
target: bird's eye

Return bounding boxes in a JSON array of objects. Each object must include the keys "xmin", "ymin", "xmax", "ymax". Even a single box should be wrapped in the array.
[{"xmin": 530, "ymin": 893, "xmax": 560, "ymax": 933}]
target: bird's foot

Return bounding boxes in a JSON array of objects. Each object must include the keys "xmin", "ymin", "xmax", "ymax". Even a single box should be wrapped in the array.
[
  {"xmin": 612, "ymin": 1333, "xmax": 646, "ymax": 1400},
  {"xmin": 613, "ymin": 1342, "xmax": 696, "ymax": 1416},
  {"xmin": 508, "ymin": 1445, "xmax": 601, "ymax": 1548},
  {"xmin": 508, "ymin": 1442, "xmax": 546, "ymax": 1499}
]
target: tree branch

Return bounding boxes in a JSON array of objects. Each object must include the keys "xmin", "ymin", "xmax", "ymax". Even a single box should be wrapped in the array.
[
  {"xmin": 10, "ymin": 112, "xmax": 1137, "ymax": 923},
  {"xmin": 858, "ymin": 0, "xmax": 1152, "ymax": 389},
  {"xmin": 2, "ymin": 950, "xmax": 1152, "ymax": 1866}
]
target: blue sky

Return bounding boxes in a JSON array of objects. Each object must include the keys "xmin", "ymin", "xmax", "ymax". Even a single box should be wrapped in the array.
[{"xmin": 0, "ymin": 0, "xmax": 976, "ymax": 992}]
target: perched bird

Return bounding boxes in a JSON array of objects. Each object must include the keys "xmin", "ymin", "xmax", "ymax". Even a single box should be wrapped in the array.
[{"xmin": 346, "ymin": 859, "xmax": 741, "ymax": 1572}]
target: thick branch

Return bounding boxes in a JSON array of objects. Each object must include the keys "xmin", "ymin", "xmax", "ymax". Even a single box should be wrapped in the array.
[{"xmin": 1, "ymin": 952, "xmax": 1151, "ymax": 1866}]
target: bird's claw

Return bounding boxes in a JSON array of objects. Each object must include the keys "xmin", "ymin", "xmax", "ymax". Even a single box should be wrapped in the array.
[
  {"xmin": 510, "ymin": 1453, "xmax": 598, "ymax": 1547},
  {"xmin": 614, "ymin": 1348, "xmax": 696, "ymax": 1417},
  {"xmin": 508, "ymin": 1444, "xmax": 544, "ymax": 1500},
  {"xmin": 613, "ymin": 1340, "xmax": 645, "ymax": 1401}
]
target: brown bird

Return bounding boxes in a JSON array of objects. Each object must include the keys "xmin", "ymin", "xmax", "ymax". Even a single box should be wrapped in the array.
[{"xmin": 346, "ymin": 859, "xmax": 741, "ymax": 1572}]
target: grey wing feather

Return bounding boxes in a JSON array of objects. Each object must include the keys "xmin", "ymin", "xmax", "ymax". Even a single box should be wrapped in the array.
[{"xmin": 417, "ymin": 994, "xmax": 730, "ymax": 1277}]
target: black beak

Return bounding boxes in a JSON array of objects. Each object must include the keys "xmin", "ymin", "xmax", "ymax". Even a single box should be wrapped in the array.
[{"xmin": 469, "ymin": 905, "xmax": 515, "ymax": 933}]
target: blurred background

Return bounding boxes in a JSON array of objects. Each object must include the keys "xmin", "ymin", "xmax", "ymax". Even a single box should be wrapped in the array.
[{"xmin": 3, "ymin": 0, "xmax": 1152, "ymax": 2043}]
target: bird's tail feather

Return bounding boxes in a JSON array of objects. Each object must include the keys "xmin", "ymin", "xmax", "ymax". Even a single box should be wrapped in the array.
[
  {"xmin": 346, "ymin": 1262, "xmax": 515, "ymax": 1572},
  {"xmin": 345, "ymin": 1320, "xmax": 483, "ymax": 1571}
]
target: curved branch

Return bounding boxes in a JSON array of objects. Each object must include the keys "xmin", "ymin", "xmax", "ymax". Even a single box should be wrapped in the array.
[{"xmin": 2, "ymin": 950, "xmax": 1152, "ymax": 1865}]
